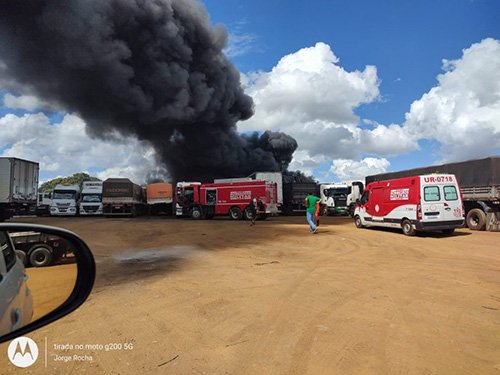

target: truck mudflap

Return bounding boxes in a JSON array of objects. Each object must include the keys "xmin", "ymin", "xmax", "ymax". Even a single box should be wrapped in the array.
[{"xmin": 414, "ymin": 219, "xmax": 465, "ymax": 231}]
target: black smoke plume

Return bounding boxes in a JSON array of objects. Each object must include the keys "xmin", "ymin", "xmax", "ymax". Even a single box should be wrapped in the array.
[{"xmin": 0, "ymin": 0, "xmax": 297, "ymax": 181}]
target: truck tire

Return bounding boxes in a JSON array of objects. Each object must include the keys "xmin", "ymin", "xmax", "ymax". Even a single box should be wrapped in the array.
[
  {"xmin": 244, "ymin": 207, "xmax": 255, "ymax": 220},
  {"xmin": 466, "ymin": 208, "xmax": 486, "ymax": 231},
  {"xmin": 348, "ymin": 204, "xmax": 355, "ymax": 218},
  {"xmin": 354, "ymin": 215, "xmax": 364, "ymax": 228},
  {"xmin": 320, "ymin": 205, "xmax": 329, "ymax": 216},
  {"xmin": 190, "ymin": 207, "xmax": 202, "ymax": 220},
  {"xmin": 29, "ymin": 246, "xmax": 53, "ymax": 267},
  {"xmin": 401, "ymin": 219, "xmax": 416, "ymax": 236},
  {"xmin": 15, "ymin": 250, "xmax": 27, "ymax": 266},
  {"xmin": 229, "ymin": 207, "xmax": 242, "ymax": 220}
]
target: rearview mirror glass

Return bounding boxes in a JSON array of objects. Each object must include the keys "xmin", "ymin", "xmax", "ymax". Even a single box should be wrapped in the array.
[{"xmin": 0, "ymin": 224, "xmax": 94, "ymax": 343}]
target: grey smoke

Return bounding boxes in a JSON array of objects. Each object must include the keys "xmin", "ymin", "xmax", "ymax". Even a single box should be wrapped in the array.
[{"xmin": 0, "ymin": 0, "xmax": 297, "ymax": 181}]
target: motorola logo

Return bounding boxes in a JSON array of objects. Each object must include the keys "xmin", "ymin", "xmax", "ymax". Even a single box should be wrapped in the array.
[{"xmin": 7, "ymin": 337, "xmax": 39, "ymax": 368}]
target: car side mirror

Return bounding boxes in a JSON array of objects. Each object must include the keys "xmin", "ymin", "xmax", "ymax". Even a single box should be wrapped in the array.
[{"xmin": 0, "ymin": 223, "xmax": 95, "ymax": 343}]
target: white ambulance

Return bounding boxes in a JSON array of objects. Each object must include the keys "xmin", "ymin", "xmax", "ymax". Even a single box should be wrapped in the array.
[{"xmin": 354, "ymin": 174, "xmax": 465, "ymax": 236}]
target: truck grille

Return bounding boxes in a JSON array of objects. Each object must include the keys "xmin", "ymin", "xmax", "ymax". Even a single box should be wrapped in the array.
[{"xmin": 83, "ymin": 205, "xmax": 100, "ymax": 212}]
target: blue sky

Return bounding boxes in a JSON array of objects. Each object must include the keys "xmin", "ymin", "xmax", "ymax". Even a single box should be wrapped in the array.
[
  {"xmin": 204, "ymin": 0, "xmax": 498, "ymax": 123},
  {"xmin": 202, "ymin": 0, "xmax": 500, "ymax": 177},
  {"xmin": 1, "ymin": 0, "xmax": 499, "ymax": 183}
]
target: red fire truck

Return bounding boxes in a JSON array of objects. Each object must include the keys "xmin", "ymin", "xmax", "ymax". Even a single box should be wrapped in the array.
[
  {"xmin": 354, "ymin": 174, "xmax": 465, "ymax": 236},
  {"xmin": 175, "ymin": 180, "xmax": 278, "ymax": 220}
]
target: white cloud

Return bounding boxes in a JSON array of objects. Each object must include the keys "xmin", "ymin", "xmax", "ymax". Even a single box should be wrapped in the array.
[
  {"xmin": 330, "ymin": 158, "xmax": 390, "ymax": 181},
  {"xmin": 288, "ymin": 149, "xmax": 326, "ymax": 177},
  {"xmin": 0, "ymin": 112, "xmax": 159, "ymax": 183},
  {"xmin": 239, "ymin": 42, "xmax": 416, "ymax": 179},
  {"xmin": 242, "ymin": 42, "xmax": 380, "ymax": 130},
  {"xmin": 403, "ymin": 38, "xmax": 500, "ymax": 162},
  {"xmin": 3, "ymin": 93, "xmax": 60, "ymax": 112},
  {"xmin": 239, "ymin": 39, "xmax": 500, "ymax": 181}
]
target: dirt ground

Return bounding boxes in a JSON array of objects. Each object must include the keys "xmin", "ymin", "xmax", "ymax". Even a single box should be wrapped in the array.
[
  {"xmin": 1, "ymin": 216, "xmax": 499, "ymax": 374},
  {"xmin": 26, "ymin": 262, "xmax": 77, "ymax": 321}
]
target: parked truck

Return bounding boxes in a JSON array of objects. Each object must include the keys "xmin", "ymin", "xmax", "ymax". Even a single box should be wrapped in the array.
[
  {"xmin": 146, "ymin": 182, "xmax": 173, "ymax": 215},
  {"xmin": 50, "ymin": 184, "xmax": 80, "ymax": 216},
  {"xmin": 319, "ymin": 181, "xmax": 364, "ymax": 216},
  {"xmin": 36, "ymin": 192, "xmax": 52, "ymax": 216},
  {"xmin": 214, "ymin": 171, "xmax": 283, "ymax": 209},
  {"xmin": 79, "ymin": 181, "xmax": 103, "ymax": 216},
  {"xmin": 365, "ymin": 156, "xmax": 500, "ymax": 230},
  {"xmin": 102, "ymin": 178, "xmax": 146, "ymax": 216},
  {"xmin": 282, "ymin": 182, "xmax": 319, "ymax": 215},
  {"xmin": 0, "ymin": 157, "xmax": 39, "ymax": 221},
  {"xmin": 175, "ymin": 180, "xmax": 278, "ymax": 220},
  {"xmin": 9, "ymin": 231, "xmax": 73, "ymax": 267}
]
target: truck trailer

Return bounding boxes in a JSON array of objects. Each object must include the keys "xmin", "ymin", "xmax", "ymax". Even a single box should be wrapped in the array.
[
  {"xmin": 146, "ymin": 182, "xmax": 173, "ymax": 215},
  {"xmin": 175, "ymin": 180, "xmax": 278, "ymax": 220},
  {"xmin": 9, "ymin": 231, "xmax": 73, "ymax": 267},
  {"xmin": 0, "ymin": 157, "xmax": 39, "ymax": 221},
  {"xmin": 282, "ymin": 182, "xmax": 319, "ymax": 215},
  {"xmin": 365, "ymin": 157, "xmax": 500, "ymax": 230},
  {"xmin": 102, "ymin": 178, "xmax": 146, "ymax": 216}
]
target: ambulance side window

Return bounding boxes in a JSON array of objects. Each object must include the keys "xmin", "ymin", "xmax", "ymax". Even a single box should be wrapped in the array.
[
  {"xmin": 443, "ymin": 186, "xmax": 458, "ymax": 201},
  {"xmin": 424, "ymin": 186, "xmax": 440, "ymax": 201}
]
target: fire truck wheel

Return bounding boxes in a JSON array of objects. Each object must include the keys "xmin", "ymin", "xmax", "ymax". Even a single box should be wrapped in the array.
[
  {"xmin": 401, "ymin": 219, "xmax": 416, "ymax": 236},
  {"xmin": 354, "ymin": 215, "xmax": 364, "ymax": 228},
  {"xmin": 244, "ymin": 207, "xmax": 255, "ymax": 220},
  {"xmin": 466, "ymin": 208, "xmax": 486, "ymax": 231},
  {"xmin": 15, "ymin": 250, "xmax": 27, "ymax": 266},
  {"xmin": 29, "ymin": 246, "xmax": 53, "ymax": 267},
  {"xmin": 229, "ymin": 207, "xmax": 243, "ymax": 220},
  {"xmin": 190, "ymin": 207, "xmax": 202, "ymax": 219}
]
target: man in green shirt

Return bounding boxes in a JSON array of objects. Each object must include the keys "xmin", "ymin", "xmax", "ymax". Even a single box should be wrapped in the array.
[{"xmin": 305, "ymin": 193, "xmax": 321, "ymax": 233}]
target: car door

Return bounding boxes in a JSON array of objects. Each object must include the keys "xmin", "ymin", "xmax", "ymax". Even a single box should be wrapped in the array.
[{"xmin": 0, "ymin": 231, "xmax": 33, "ymax": 334}]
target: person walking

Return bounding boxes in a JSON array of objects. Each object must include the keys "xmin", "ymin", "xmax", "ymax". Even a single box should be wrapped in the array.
[
  {"xmin": 250, "ymin": 196, "xmax": 259, "ymax": 226},
  {"xmin": 305, "ymin": 193, "xmax": 321, "ymax": 234}
]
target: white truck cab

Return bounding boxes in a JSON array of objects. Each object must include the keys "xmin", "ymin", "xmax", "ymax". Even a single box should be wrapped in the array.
[
  {"xmin": 79, "ymin": 181, "xmax": 103, "ymax": 216},
  {"xmin": 50, "ymin": 184, "xmax": 80, "ymax": 216},
  {"xmin": 319, "ymin": 181, "xmax": 364, "ymax": 216}
]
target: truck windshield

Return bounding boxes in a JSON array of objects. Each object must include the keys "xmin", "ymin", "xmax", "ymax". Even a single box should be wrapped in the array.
[
  {"xmin": 82, "ymin": 194, "xmax": 102, "ymax": 202},
  {"xmin": 325, "ymin": 187, "xmax": 351, "ymax": 197},
  {"xmin": 53, "ymin": 190, "xmax": 76, "ymax": 200}
]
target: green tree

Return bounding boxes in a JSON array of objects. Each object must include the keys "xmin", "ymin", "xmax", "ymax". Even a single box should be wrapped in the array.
[{"xmin": 40, "ymin": 173, "xmax": 101, "ymax": 192}]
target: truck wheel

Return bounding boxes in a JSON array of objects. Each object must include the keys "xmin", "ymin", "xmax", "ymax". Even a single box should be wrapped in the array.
[
  {"xmin": 15, "ymin": 250, "xmax": 27, "ymax": 266},
  {"xmin": 320, "ymin": 206, "xmax": 329, "ymax": 216},
  {"xmin": 229, "ymin": 207, "xmax": 242, "ymax": 220},
  {"xmin": 29, "ymin": 246, "xmax": 53, "ymax": 267},
  {"xmin": 466, "ymin": 208, "xmax": 486, "ymax": 231},
  {"xmin": 354, "ymin": 215, "xmax": 364, "ymax": 228},
  {"xmin": 190, "ymin": 207, "xmax": 202, "ymax": 220},
  {"xmin": 401, "ymin": 219, "xmax": 416, "ymax": 236},
  {"xmin": 244, "ymin": 207, "xmax": 255, "ymax": 220},
  {"xmin": 348, "ymin": 205, "xmax": 355, "ymax": 218}
]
